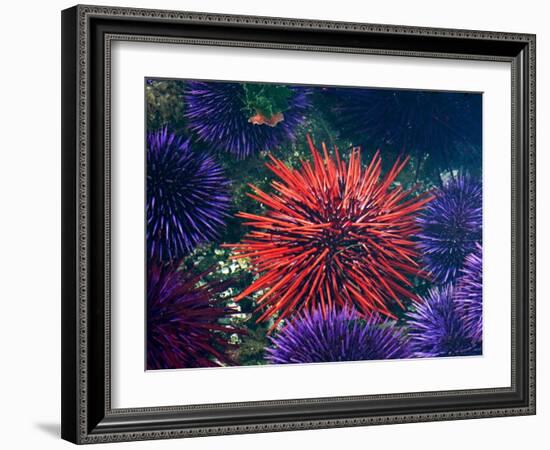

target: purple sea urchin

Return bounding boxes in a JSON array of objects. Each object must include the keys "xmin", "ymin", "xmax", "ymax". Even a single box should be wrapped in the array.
[
  {"xmin": 326, "ymin": 88, "xmax": 482, "ymax": 177},
  {"xmin": 455, "ymin": 243, "xmax": 483, "ymax": 342},
  {"xmin": 184, "ymin": 81, "xmax": 311, "ymax": 158},
  {"xmin": 406, "ymin": 285, "xmax": 480, "ymax": 358},
  {"xmin": 417, "ymin": 175, "xmax": 482, "ymax": 284},
  {"xmin": 147, "ymin": 264, "xmax": 243, "ymax": 370},
  {"xmin": 266, "ymin": 308, "xmax": 411, "ymax": 364},
  {"xmin": 147, "ymin": 128, "xmax": 231, "ymax": 263}
]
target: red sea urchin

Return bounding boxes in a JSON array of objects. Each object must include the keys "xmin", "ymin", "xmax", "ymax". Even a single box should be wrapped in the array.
[{"xmin": 228, "ymin": 136, "xmax": 433, "ymax": 327}]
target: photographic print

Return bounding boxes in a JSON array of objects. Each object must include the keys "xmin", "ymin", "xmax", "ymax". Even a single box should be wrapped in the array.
[
  {"xmin": 61, "ymin": 8, "xmax": 536, "ymax": 442},
  {"xmin": 145, "ymin": 78, "xmax": 483, "ymax": 370}
]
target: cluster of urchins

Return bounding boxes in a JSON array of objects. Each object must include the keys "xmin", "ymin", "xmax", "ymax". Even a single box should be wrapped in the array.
[{"xmin": 146, "ymin": 80, "xmax": 483, "ymax": 370}]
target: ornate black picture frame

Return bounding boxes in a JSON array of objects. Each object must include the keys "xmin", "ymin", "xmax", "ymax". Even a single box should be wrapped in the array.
[{"xmin": 61, "ymin": 4, "xmax": 536, "ymax": 444}]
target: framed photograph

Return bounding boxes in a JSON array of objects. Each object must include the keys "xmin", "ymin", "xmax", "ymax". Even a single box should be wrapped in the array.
[{"xmin": 61, "ymin": 5, "xmax": 536, "ymax": 444}]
